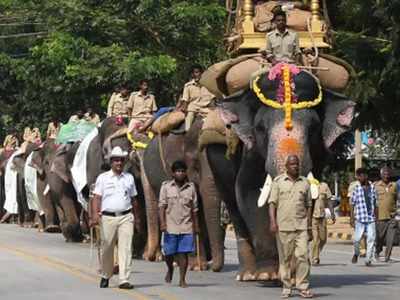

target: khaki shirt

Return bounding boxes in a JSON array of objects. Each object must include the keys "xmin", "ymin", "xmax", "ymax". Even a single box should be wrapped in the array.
[
  {"xmin": 84, "ymin": 113, "xmax": 100, "ymax": 125},
  {"xmin": 47, "ymin": 122, "xmax": 62, "ymax": 139},
  {"xmin": 375, "ymin": 180, "xmax": 397, "ymax": 220},
  {"xmin": 3, "ymin": 135, "xmax": 19, "ymax": 149},
  {"xmin": 127, "ymin": 92, "xmax": 157, "ymax": 122},
  {"xmin": 313, "ymin": 182, "xmax": 332, "ymax": 218},
  {"xmin": 265, "ymin": 29, "xmax": 301, "ymax": 63},
  {"xmin": 268, "ymin": 173, "xmax": 312, "ymax": 231},
  {"xmin": 159, "ymin": 180, "xmax": 199, "ymax": 234},
  {"xmin": 107, "ymin": 92, "xmax": 130, "ymax": 117},
  {"xmin": 181, "ymin": 80, "xmax": 215, "ymax": 115}
]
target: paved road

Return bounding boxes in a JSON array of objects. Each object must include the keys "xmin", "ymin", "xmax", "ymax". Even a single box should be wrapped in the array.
[{"xmin": 1, "ymin": 224, "xmax": 399, "ymax": 300}]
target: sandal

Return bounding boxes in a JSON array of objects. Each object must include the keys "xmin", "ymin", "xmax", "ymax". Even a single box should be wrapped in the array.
[
  {"xmin": 281, "ymin": 290, "xmax": 292, "ymax": 298},
  {"xmin": 299, "ymin": 289, "xmax": 314, "ymax": 298}
]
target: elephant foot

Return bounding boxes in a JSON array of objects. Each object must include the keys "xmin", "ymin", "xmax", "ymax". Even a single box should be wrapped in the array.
[
  {"xmin": 188, "ymin": 258, "xmax": 208, "ymax": 271},
  {"xmin": 33, "ymin": 222, "xmax": 39, "ymax": 228},
  {"xmin": 235, "ymin": 270, "xmax": 257, "ymax": 281},
  {"xmin": 45, "ymin": 225, "xmax": 62, "ymax": 233},
  {"xmin": 255, "ymin": 270, "xmax": 280, "ymax": 281}
]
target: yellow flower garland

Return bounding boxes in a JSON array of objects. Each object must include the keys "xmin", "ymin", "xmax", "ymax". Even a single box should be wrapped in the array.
[{"xmin": 252, "ymin": 66, "xmax": 323, "ymax": 130}]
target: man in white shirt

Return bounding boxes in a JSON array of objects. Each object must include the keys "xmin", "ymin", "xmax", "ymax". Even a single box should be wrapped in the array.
[{"xmin": 90, "ymin": 146, "xmax": 139, "ymax": 289}]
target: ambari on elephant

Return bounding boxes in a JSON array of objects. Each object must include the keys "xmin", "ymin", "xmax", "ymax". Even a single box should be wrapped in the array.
[
  {"xmin": 142, "ymin": 119, "xmax": 227, "ymax": 272},
  {"xmin": 204, "ymin": 64, "xmax": 355, "ymax": 281}
]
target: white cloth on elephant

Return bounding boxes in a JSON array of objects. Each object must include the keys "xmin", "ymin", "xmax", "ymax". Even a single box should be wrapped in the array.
[
  {"xmin": 71, "ymin": 127, "xmax": 98, "ymax": 211},
  {"xmin": 24, "ymin": 152, "xmax": 42, "ymax": 212},
  {"xmin": 4, "ymin": 150, "xmax": 22, "ymax": 214}
]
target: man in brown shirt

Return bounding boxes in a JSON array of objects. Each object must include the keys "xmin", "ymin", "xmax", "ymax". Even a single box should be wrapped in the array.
[
  {"xmin": 311, "ymin": 182, "xmax": 336, "ymax": 265},
  {"xmin": 127, "ymin": 79, "xmax": 158, "ymax": 132},
  {"xmin": 375, "ymin": 166, "xmax": 397, "ymax": 261},
  {"xmin": 159, "ymin": 160, "xmax": 199, "ymax": 288},
  {"xmin": 107, "ymin": 87, "xmax": 130, "ymax": 118},
  {"xmin": 268, "ymin": 155, "xmax": 313, "ymax": 298},
  {"xmin": 178, "ymin": 65, "xmax": 215, "ymax": 131}
]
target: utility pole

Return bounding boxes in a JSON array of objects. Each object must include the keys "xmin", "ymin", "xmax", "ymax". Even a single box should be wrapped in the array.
[{"xmin": 354, "ymin": 129, "xmax": 362, "ymax": 171}]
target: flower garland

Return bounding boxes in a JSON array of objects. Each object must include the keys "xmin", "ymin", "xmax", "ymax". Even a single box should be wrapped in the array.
[{"xmin": 252, "ymin": 64, "xmax": 323, "ymax": 130}]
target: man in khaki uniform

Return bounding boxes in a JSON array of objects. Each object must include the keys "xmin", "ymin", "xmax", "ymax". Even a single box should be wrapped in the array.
[
  {"xmin": 264, "ymin": 10, "xmax": 302, "ymax": 65},
  {"xmin": 311, "ymin": 182, "xmax": 336, "ymax": 265},
  {"xmin": 84, "ymin": 108, "xmax": 101, "ymax": 125},
  {"xmin": 107, "ymin": 87, "xmax": 130, "ymax": 118},
  {"xmin": 374, "ymin": 166, "xmax": 397, "ymax": 261},
  {"xmin": 268, "ymin": 155, "xmax": 313, "ymax": 298},
  {"xmin": 47, "ymin": 118, "xmax": 62, "ymax": 139},
  {"xmin": 159, "ymin": 160, "xmax": 199, "ymax": 288},
  {"xmin": 127, "ymin": 80, "xmax": 158, "ymax": 132},
  {"xmin": 178, "ymin": 64, "xmax": 215, "ymax": 131}
]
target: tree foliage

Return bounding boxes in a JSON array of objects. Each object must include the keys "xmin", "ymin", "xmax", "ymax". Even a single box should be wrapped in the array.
[{"xmin": 0, "ymin": 0, "xmax": 226, "ymax": 137}]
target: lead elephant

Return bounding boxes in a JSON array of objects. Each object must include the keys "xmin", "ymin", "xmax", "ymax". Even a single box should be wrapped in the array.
[{"xmin": 205, "ymin": 69, "xmax": 355, "ymax": 280}]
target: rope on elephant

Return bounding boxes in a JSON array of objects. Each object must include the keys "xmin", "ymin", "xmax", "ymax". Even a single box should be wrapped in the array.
[
  {"xmin": 157, "ymin": 134, "xmax": 171, "ymax": 177},
  {"xmin": 126, "ymin": 131, "xmax": 154, "ymax": 150}
]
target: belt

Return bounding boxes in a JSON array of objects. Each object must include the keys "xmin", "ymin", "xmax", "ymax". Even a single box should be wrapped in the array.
[{"xmin": 102, "ymin": 209, "xmax": 131, "ymax": 217}]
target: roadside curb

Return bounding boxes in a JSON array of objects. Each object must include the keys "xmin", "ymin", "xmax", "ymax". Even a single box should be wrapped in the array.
[{"xmin": 328, "ymin": 231, "xmax": 353, "ymax": 241}]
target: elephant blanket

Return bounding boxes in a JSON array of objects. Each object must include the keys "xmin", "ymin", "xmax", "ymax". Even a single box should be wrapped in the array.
[
  {"xmin": 71, "ymin": 127, "xmax": 98, "ymax": 210},
  {"xmin": 24, "ymin": 152, "xmax": 42, "ymax": 212},
  {"xmin": 4, "ymin": 150, "xmax": 22, "ymax": 214}
]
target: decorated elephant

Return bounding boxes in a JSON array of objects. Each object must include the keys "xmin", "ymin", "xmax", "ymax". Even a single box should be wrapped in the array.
[{"xmin": 204, "ymin": 64, "xmax": 355, "ymax": 280}]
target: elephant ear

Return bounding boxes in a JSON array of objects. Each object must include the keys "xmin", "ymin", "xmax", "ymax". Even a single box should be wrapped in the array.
[
  {"xmin": 219, "ymin": 90, "xmax": 259, "ymax": 150},
  {"xmin": 51, "ymin": 153, "xmax": 70, "ymax": 183},
  {"xmin": 321, "ymin": 89, "xmax": 356, "ymax": 149}
]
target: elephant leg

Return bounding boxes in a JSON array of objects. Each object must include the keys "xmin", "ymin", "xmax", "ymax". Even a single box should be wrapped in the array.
[
  {"xmin": 57, "ymin": 190, "xmax": 83, "ymax": 242},
  {"xmin": 207, "ymin": 144, "xmax": 265, "ymax": 281},
  {"xmin": 236, "ymin": 150, "xmax": 279, "ymax": 281},
  {"xmin": 37, "ymin": 179, "xmax": 60, "ymax": 232},
  {"xmin": 198, "ymin": 151, "xmax": 224, "ymax": 272}
]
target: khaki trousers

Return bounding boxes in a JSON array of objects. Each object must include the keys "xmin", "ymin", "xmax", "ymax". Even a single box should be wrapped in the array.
[
  {"xmin": 185, "ymin": 111, "xmax": 195, "ymax": 131},
  {"xmin": 311, "ymin": 218, "xmax": 327, "ymax": 262},
  {"xmin": 100, "ymin": 213, "xmax": 134, "ymax": 283},
  {"xmin": 277, "ymin": 230, "xmax": 310, "ymax": 292}
]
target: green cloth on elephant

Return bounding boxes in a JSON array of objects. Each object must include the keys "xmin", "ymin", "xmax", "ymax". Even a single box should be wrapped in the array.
[{"xmin": 55, "ymin": 120, "xmax": 96, "ymax": 144}]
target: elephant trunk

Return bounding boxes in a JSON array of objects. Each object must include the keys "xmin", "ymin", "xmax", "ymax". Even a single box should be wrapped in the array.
[
  {"xmin": 266, "ymin": 120, "xmax": 312, "ymax": 177},
  {"xmin": 199, "ymin": 152, "xmax": 224, "ymax": 272},
  {"xmin": 139, "ymin": 154, "xmax": 160, "ymax": 261}
]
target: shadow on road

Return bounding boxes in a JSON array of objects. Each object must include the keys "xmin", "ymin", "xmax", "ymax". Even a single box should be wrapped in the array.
[{"xmin": 311, "ymin": 274, "xmax": 399, "ymax": 288}]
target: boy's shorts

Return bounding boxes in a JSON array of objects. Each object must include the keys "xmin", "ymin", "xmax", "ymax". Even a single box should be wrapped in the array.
[{"xmin": 163, "ymin": 233, "xmax": 195, "ymax": 256}]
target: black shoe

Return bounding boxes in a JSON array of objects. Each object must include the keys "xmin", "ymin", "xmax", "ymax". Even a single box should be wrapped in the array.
[
  {"xmin": 351, "ymin": 255, "xmax": 358, "ymax": 264},
  {"xmin": 119, "ymin": 282, "xmax": 134, "ymax": 289},
  {"xmin": 365, "ymin": 261, "xmax": 372, "ymax": 266},
  {"xmin": 100, "ymin": 278, "xmax": 109, "ymax": 288}
]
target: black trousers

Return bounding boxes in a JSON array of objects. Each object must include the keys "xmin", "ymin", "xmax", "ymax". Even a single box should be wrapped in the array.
[{"xmin": 376, "ymin": 219, "xmax": 399, "ymax": 259}]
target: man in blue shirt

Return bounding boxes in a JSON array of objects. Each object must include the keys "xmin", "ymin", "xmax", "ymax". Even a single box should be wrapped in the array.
[{"xmin": 351, "ymin": 168, "xmax": 378, "ymax": 266}]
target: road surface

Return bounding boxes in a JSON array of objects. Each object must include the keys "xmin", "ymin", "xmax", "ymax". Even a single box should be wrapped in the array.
[{"xmin": 0, "ymin": 224, "xmax": 399, "ymax": 300}]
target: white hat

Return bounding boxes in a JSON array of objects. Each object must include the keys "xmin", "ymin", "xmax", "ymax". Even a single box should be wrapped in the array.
[{"xmin": 110, "ymin": 146, "xmax": 128, "ymax": 159}]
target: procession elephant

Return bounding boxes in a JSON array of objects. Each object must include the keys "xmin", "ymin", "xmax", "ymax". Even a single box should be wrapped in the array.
[
  {"xmin": 204, "ymin": 69, "xmax": 355, "ymax": 280},
  {"xmin": 0, "ymin": 149, "xmax": 14, "ymax": 220},
  {"xmin": 11, "ymin": 143, "xmax": 40, "ymax": 227},
  {"xmin": 142, "ymin": 120, "xmax": 226, "ymax": 271}
]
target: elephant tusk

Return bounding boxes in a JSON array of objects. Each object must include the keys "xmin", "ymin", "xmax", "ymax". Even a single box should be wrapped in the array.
[
  {"xmin": 257, "ymin": 174, "xmax": 273, "ymax": 207},
  {"xmin": 43, "ymin": 184, "xmax": 50, "ymax": 196},
  {"xmin": 307, "ymin": 172, "xmax": 320, "ymax": 200}
]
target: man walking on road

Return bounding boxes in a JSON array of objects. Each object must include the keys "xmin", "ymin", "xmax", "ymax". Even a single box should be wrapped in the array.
[
  {"xmin": 268, "ymin": 155, "xmax": 313, "ymax": 298},
  {"xmin": 375, "ymin": 167, "xmax": 398, "ymax": 262},
  {"xmin": 159, "ymin": 160, "xmax": 199, "ymax": 288},
  {"xmin": 351, "ymin": 168, "xmax": 378, "ymax": 266},
  {"xmin": 311, "ymin": 182, "xmax": 336, "ymax": 265},
  {"xmin": 90, "ymin": 146, "xmax": 140, "ymax": 289}
]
